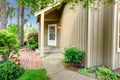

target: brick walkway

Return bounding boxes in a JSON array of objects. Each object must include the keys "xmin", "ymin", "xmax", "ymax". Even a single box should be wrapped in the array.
[{"xmin": 20, "ymin": 48, "xmax": 43, "ymax": 69}]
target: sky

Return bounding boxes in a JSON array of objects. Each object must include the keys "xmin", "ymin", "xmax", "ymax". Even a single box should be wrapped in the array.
[{"xmin": 7, "ymin": 0, "xmax": 39, "ymax": 29}]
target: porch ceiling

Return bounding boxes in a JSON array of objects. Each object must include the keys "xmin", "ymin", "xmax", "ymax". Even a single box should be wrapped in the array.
[
  {"xmin": 35, "ymin": 3, "xmax": 66, "ymax": 23},
  {"xmin": 35, "ymin": 3, "xmax": 61, "ymax": 23}
]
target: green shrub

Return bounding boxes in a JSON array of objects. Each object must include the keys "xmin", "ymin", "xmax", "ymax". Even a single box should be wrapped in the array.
[
  {"xmin": 96, "ymin": 66, "xmax": 120, "ymax": 80},
  {"xmin": 7, "ymin": 24, "xmax": 18, "ymax": 36},
  {"xmin": 27, "ymin": 32, "xmax": 38, "ymax": 50},
  {"xmin": 0, "ymin": 61, "xmax": 25, "ymax": 80},
  {"xmin": 63, "ymin": 46, "xmax": 85, "ymax": 63},
  {"xmin": 0, "ymin": 30, "xmax": 20, "ymax": 60}
]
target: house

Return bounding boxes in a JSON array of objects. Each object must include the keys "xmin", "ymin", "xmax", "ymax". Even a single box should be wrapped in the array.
[{"xmin": 35, "ymin": 2, "xmax": 120, "ymax": 70}]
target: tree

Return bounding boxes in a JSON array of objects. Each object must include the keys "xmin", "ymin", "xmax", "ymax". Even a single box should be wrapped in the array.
[
  {"xmin": 7, "ymin": 7, "xmax": 16, "ymax": 24},
  {"xmin": 0, "ymin": 1, "xmax": 7, "ymax": 29},
  {"xmin": 17, "ymin": 5, "xmax": 21, "ymax": 41},
  {"xmin": 21, "ymin": 5, "xmax": 25, "ymax": 47}
]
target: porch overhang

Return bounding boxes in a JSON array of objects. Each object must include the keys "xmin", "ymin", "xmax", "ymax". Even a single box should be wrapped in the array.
[
  {"xmin": 34, "ymin": 2, "xmax": 61, "ymax": 57},
  {"xmin": 34, "ymin": 2, "xmax": 61, "ymax": 18}
]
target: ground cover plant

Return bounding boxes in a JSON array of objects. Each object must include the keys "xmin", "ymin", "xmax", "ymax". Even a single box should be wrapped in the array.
[
  {"xmin": 63, "ymin": 46, "xmax": 85, "ymax": 71},
  {"xmin": 79, "ymin": 66, "xmax": 120, "ymax": 80},
  {"xmin": 0, "ymin": 61, "xmax": 25, "ymax": 80},
  {"xmin": 17, "ymin": 69, "xmax": 49, "ymax": 80}
]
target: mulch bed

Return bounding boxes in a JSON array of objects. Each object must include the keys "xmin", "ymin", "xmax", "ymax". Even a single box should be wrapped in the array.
[
  {"xmin": 64, "ymin": 62, "xmax": 84, "ymax": 72},
  {"xmin": 115, "ymin": 68, "xmax": 120, "ymax": 74}
]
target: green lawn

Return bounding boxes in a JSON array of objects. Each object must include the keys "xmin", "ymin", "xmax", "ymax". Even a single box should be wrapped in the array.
[{"xmin": 17, "ymin": 69, "xmax": 50, "ymax": 80}]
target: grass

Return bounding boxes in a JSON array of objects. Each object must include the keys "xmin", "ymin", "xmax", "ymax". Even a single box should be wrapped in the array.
[{"xmin": 17, "ymin": 68, "xmax": 50, "ymax": 80}]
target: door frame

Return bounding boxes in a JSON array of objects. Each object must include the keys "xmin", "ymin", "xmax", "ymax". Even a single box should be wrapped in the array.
[{"xmin": 48, "ymin": 24, "xmax": 57, "ymax": 46}]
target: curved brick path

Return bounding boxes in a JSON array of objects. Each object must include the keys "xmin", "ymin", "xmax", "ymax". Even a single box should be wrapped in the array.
[{"xmin": 20, "ymin": 48, "xmax": 43, "ymax": 69}]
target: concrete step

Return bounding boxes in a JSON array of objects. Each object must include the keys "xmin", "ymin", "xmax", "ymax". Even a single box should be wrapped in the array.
[{"xmin": 35, "ymin": 47, "xmax": 61, "ymax": 54}]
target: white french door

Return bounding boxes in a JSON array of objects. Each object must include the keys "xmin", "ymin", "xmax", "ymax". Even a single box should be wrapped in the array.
[{"xmin": 48, "ymin": 24, "xmax": 57, "ymax": 46}]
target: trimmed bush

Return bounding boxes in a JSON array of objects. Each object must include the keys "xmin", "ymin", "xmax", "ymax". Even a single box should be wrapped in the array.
[
  {"xmin": 27, "ymin": 32, "xmax": 38, "ymax": 50},
  {"xmin": 0, "ymin": 61, "xmax": 25, "ymax": 80},
  {"xmin": 63, "ymin": 46, "xmax": 85, "ymax": 63},
  {"xmin": 0, "ymin": 30, "xmax": 20, "ymax": 60}
]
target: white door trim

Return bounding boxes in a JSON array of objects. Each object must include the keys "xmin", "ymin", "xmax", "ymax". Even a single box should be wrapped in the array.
[{"xmin": 48, "ymin": 24, "xmax": 57, "ymax": 46}]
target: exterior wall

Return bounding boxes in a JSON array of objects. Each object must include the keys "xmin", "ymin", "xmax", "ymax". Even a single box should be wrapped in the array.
[
  {"xmin": 38, "ymin": 3, "xmax": 120, "ymax": 69},
  {"xmin": 59, "ymin": 4, "xmax": 88, "ymax": 65},
  {"xmin": 59, "ymin": 4, "xmax": 88, "ymax": 51},
  {"xmin": 115, "ymin": 52, "xmax": 120, "ymax": 69},
  {"xmin": 115, "ymin": 5, "xmax": 120, "ymax": 69},
  {"xmin": 103, "ymin": 4, "xmax": 120, "ymax": 69},
  {"xmin": 88, "ymin": 6, "xmax": 104, "ymax": 67},
  {"xmin": 59, "ymin": 4, "xmax": 104, "ymax": 67},
  {"xmin": 103, "ymin": 5, "xmax": 113, "ymax": 68}
]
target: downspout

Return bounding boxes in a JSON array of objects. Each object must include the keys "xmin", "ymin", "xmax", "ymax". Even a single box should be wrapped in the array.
[{"xmin": 112, "ymin": 0, "xmax": 117, "ymax": 69}]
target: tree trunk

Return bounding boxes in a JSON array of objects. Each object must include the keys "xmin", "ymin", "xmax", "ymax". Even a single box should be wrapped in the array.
[
  {"xmin": 17, "ymin": 6, "xmax": 21, "ymax": 41},
  {"xmin": 0, "ymin": 2, "xmax": 7, "ymax": 29},
  {"xmin": 21, "ymin": 5, "xmax": 24, "ymax": 47}
]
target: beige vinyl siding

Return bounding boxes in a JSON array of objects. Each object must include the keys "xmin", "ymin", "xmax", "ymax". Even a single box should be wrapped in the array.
[
  {"xmin": 59, "ymin": 3, "xmax": 88, "ymax": 51},
  {"xmin": 115, "ymin": 54, "xmax": 120, "ymax": 69},
  {"xmin": 115, "ymin": 5, "xmax": 120, "ymax": 69},
  {"xmin": 59, "ymin": 4, "xmax": 88, "ymax": 65},
  {"xmin": 59, "ymin": 4, "xmax": 104, "ymax": 67},
  {"xmin": 103, "ymin": 5, "xmax": 113, "ymax": 68},
  {"xmin": 88, "ymin": 6, "xmax": 104, "ymax": 67}
]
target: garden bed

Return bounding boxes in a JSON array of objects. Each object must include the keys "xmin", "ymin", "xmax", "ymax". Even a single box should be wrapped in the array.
[
  {"xmin": 78, "ymin": 66, "xmax": 120, "ymax": 80},
  {"xmin": 62, "ymin": 46, "xmax": 85, "ymax": 72},
  {"xmin": 64, "ymin": 62, "xmax": 84, "ymax": 72}
]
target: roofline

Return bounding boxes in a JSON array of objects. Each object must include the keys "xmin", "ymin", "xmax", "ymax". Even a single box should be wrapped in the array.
[{"xmin": 34, "ymin": 3, "xmax": 61, "ymax": 16}]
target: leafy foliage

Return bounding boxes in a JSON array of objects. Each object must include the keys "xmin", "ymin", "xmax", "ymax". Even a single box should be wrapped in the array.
[
  {"xmin": 0, "ymin": 30, "xmax": 20, "ymax": 60},
  {"xmin": 27, "ymin": 32, "xmax": 38, "ymax": 50},
  {"xmin": 16, "ymin": 0, "xmax": 116, "ymax": 14},
  {"xmin": 96, "ymin": 66, "xmax": 120, "ymax": 80},
  {"xmin": 7, "ymin": 7, "xmax": 16, "ymax": 24},
  {"xmin": 62, "ymin": 59, "xmax": 66, "ymax": 65},
  {"xmin": 7, "ymin": 24, "xmax": 18, "ymax": 36},
  {"xmin": 17, "ymin": 69, "xmax": 50, "ymax": 80},
  {"xmin": 24, "ymin": 26, "xmax": 38, "ymax": 41},
  {"xmin": 63, "ymin": 46, "xmax": 85, "ymax": 63},
  {"xmin": 79, "ymin": 66, "xmax": 120, "ymax": 80},
  {"xmin": 78, "ymin": 67, "xmax": 95, "ymax": 74},
  {"xmin": 0, "ymin": 61, "xmax": 25, "ymax": 80}
]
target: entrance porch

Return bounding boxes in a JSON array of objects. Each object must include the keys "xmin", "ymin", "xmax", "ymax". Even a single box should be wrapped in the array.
[{"xmin": 35, "ymin": 3, "xmax": 62, "ymax": 57}]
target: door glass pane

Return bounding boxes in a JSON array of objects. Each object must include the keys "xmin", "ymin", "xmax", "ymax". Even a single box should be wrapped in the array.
[{"xmin": 49, "ymin": 26, "xmax": 55, "ymax": 40}]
